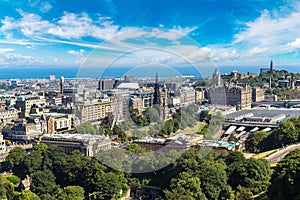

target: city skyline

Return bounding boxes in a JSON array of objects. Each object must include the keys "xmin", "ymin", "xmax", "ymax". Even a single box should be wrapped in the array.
[{"xmin": 1, "ymin": 0, "xmax": 300, "ymax": 70}]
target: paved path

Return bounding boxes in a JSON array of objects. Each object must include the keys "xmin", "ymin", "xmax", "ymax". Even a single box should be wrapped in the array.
[{"xmin": 266, "ymin": 143, "xmax": 300, "ymax": 164}]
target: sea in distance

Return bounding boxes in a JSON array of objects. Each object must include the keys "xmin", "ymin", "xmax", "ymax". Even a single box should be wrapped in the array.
[{"xmin": 0, "ymin": 65, "xmax": 299, "ymax": 79}]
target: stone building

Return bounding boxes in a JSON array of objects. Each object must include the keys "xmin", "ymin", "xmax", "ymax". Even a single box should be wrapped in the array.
[
  {"xmin": 209, "ymin": 69, "xmax": 252, "ymax": 110},
  {"xmin": 209, "ymin": 86, "xmax": 227, "ymax": 105},
  {"xmin": 252, "ymin": 87, "xmax": 265, "ymax": 102},
  {"xmin": 2, "ymin": 119, "xmax": 41, "ymax": 141},
  {"xmin": 0, "ymin": 108, "xmax": 19, "ymax": 123},
  {"xmin": 38, "ymin": 134, "xmax": 111, "ymax": 156},
  {"xmin": 212, "ymin": 68, "xmax": 222, "ymax": 87},
  {"xmin": 209, "ymin": 84, "xmax": 252, "ymax": 110},
  {"xmin": 74, "ymin": 98, "xmax": 111, "ymax": 125},
  {"xmin": 15, "ymin": 96, "xmax": 46, "ymax": 117},
  {"xmin": 179, "ymin": 87, "xmax": 195, "ymax": 105},
  {"xmin": 195, "ymin": 88, "xmax": 206, "ymax": 104},
  {"xmin": 226, "ymin": 84, "xmax": 252, "ymax": 110}
]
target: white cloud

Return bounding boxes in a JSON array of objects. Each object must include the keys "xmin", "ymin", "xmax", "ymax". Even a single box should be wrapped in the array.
[
  {"xmin": 59, "ymin": 12, "xmax": 116, "ymax": 40},
  {"xmin": 283, "ymin": 38, "xmax": 300, "ymax": 52},
  {"xmin": 115, "ymin": 26, "xmax": 197, "ymax": 41},
  {"xmin": 0, "ymin": 52, "xmax": 38, "ymax": 64},
  {"xmin": 1, "ymin": 9, "xmax": 54, "ymax": 37},
  {"xmin": 248, "ymin": 47, "xmax": 269, "ymax": 57},
  {"xmin": 67, "ymin": 49, "xmax": 86, "ymax": 64},
  {"xmin": 212, "ymin": 49, "xmax": 240, "ymax": 62},
  {"xmin": 47, "ymin": 12, "xmax": 119, "ymax": 40},
  {"xmin": 186, "ymin": 47, "xmax": 212, "ymax": 63},
  {"xmin": 1, "ymin": 10, "xmax": 119, "ymax": 40},
  {"xmin": 68, "ymin": 49, "xmax": 85, "ymax": 56},
  {"xmin": 233, "ymin": 4, "xmax": 300, "ymax": 51},
  {"xmin": 0, "ymin": 48, "xmax": 14, "ymax": 53}
]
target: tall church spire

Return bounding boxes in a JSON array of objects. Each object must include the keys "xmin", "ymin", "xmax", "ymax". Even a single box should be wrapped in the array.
[
  {"xmin": 212, "ymin": 68, "xmax": 221, "ymax": 87},
  {"xmin": 153, "ymin": 72, "xmax": 160, "ymax": 105}
]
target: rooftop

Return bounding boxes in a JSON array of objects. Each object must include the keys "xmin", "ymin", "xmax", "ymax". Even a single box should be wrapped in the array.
[
  {"xmin": 29, "ymin": 113, "xmax": 67, "ymax": 118},
  {"xmin": 42, "ymin": 133, "xmax": 108, "ymax": 143},
  {"xmin": 225, "ymin": 108, "xmax": 300, "ymax": 122},
  {"xmin": 117, "ymin": 83, "xmax": 140, "ymax": 90}
]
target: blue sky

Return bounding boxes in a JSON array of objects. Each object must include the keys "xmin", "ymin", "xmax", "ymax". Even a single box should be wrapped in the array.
[{"xmin": 1, "ymin": 0, "xmax": 300, "ymax": 70}]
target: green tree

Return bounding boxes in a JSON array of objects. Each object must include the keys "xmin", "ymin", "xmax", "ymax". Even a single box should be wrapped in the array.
[
  {"xmin": 5, "ymin": 182, "xmax": 14, "ymax": 200},
  {"xmin": 33, "ymin": 143, "xmax": 48, "ymax": 153},
  {"xmin": 199, "ymin": 110, "xmax": 211, "ymax": 122},
  {"xmin": 0, "ymin": 175, "xmax": 6, "ymax": 200},
  {"xmin": 62, "ymin": 150, "xmax": 87, "ymax": 187},
  {"xmin": 164, "ymin": 172, "xmax": 206, "ymax": 200},
  {"xmin": 245, "ymin": 131, "xmax": 269, "ymax": 153},
  {"xmin": 196, "ymin": 160, "xmax": 232, "ymax": 200},
  {"xmin": 164, "ymin": 120, "xmax": 174, "ymax": 135},
  {"xmin": 125, "ymin": 144, "xmax": 145, "ymax": 153},
  {"xmin": 228, "ymin": 158, "xmax": 271, "ymax": 194},
  {"xmin": 5, "ymin": 147, "xmax": 27, "ymax": 176},
  {"xmin": 119, "ymin": 119, "xmax": 133, "ymax": 132},
  {"xmin": 59, "ymin": 186, "xmax": 85, "ymax": 200},
  {"xmin": 30, "ymin": 169, "xmax": 59, "ymax": 197},
  {"xmin": 143, "ymin": 107, "xmax": 160, "ymax": 123},
  {"xmin": 274, "ymin": 120, "xmax": 298, "ymax": 145},
  {"xmin": 90, "ymin": 172, "xmax": 128, "ymax": 200},
  {"xmin": 113, "ymin": 125, "xmax": 128, "ymax": 142},
  {"xmin": 44, "ymin": 145, "xmax": 67, "ymax": 182},
  {"xmin": 17, "ymin": 190, "xmax": 40, "ymax": 200},
  {"xmin": 174, "ymin": 149, "xmax": 233, "ymax": 200},
  {"xmin": 6, "ymin": 175, "xmax": 21, "ymax": 185},
  {"xmin": 235, "ymin": 186, "xmax": 253, "ymax": 200},
  {"xmin": 268, "ymin": 149, "xmax": 300, "ymax": 200},
  {"xmin": 224, "ymin": 151, "xmax": 245, "ymax": 166},
  {"xmin": 23, "ymin": 151, "xmax": 43, "ymax": 174},
  {"xmin": 76, "ymin": 122, "xmax": 97, "ymax": 135}
]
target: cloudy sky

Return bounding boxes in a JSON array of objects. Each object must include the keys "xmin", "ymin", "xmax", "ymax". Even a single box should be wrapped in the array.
[{"xmin": 1, "ymin": 0, "xmax": 300, "ymax": 70}]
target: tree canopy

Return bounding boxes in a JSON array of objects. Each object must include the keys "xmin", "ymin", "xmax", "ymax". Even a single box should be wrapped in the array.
[
  {"xmin": 75, "ymin": 122, "xmax": 98, "ymax": 135},
  {"xmin": 268, "ymin": 149, "xmax": 300, "ymax": 200}
]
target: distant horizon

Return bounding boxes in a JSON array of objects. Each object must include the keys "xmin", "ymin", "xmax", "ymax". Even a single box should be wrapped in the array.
[{"xmin": 1, "ymin": 65, "xmax": 300, "ymax": 80}]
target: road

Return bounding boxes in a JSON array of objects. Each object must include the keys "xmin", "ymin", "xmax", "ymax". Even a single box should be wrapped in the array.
[{"xmin": 265, "ymin": 143, "xmax": 300, "ymax": 164}]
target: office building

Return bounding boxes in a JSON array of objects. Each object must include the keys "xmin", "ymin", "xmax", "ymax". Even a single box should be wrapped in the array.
[
  {"xmin": 74, "ymin": 99, "xmax": 111, "ymax": 124},
  {"xmin": 98, "ymin": 79, "xmax": 116, "ymax": 91},
  {"xmin": 124, "ymin": 75, "xmax": 134, "ymax": 83},
  {"xmin": 15, "ymin": 96, "xmax": 46, "ymax": 117},
  {"xmin": 60, "ymin": 76, "xmax": 64, "ymax": 94}
]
